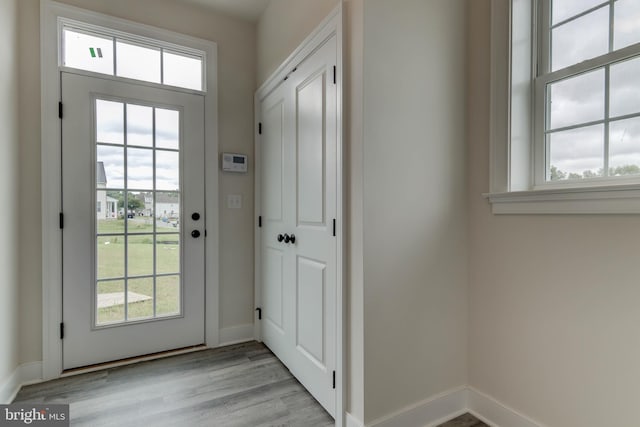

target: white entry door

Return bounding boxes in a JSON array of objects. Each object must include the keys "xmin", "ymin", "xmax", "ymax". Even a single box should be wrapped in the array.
[
  {"xmin": 61, "ymin": 72, "xmax": 205, "ymax": 370},
  {"xmin": 259, "ymin": 35, "xmax": 338, "ymax": 416}
]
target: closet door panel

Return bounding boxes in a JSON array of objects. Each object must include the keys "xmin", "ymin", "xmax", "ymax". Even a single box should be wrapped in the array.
[
  {"xmin": 260, "ymin": 86, "xmax": 291, "ymax": 363},
  {"xmin": 297, "ymin": 70, "xmax": 326, "ymax": 226}
]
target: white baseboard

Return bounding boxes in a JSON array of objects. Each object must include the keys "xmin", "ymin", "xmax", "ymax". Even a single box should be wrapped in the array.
[
  {"xmin": 353, "ymin": 386, "xmax": 545, "ymax": 427},
  {"xmin": 467, "ymin": 387, "xmax": 544, "ymax": 427},
  {"xmin": 346, "ymin": 412, "xmax": 364, "ymax": 427},
  {"xmin": 368, "ymin": 387, "xmax": 467, "ymax": 427},
  {"xmin": 218, "ymin": 323, "xmax": 255, "ymax": 346},
  {"xmin": 0, "ymin": 362, "xmax": 43, "ymax": 404}
]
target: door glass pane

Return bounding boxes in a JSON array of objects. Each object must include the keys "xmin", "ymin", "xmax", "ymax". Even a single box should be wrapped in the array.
[
  {"xmin": 156, "ymin": 151, "xmax": 180, "ymax": 191},
  {"xmin": 127, "ymin": 277, "xmax": 154, "ymax": 320},
  {"xmin": 97, "ymin": 236, "xmax": 124, "ymax": 279},
  {"xmin": 97, "ymin": 280, "xmax": 125, "ymax": 324},
  {"xmin": 614, "ymin": 0, "xmax": 640, "ymax": 50},
  {"xmin": 96, "ymin": 190, "xmax": 119, "ymax": 220},
  {"xmin": 116, "ymin": 40, "xmax": 161, "ymax": 84},
  {"xmin": 548, "ymin": 69, "xmax": 605, "ymax": 130},
  {"xmin": 156, "ymin": 109, "xmax": 180, "ymax": 149},
  {"xmin": 96, "ymin": 100, "xmax": 124, "ymax": 145},
  {"xmin": 127, "ymin": 104, "xmax": 153, "ymax": 147},
  {"xmin": 548, "ymin": 124, "xmax": 605, "ymax": 180},
  {"xmin": 97, "ymin": 190, "xmax": 124, "ymax": 234},
  {"xmin": 552, "ymin": 6, "xmax": 609, "ymax": 71},
  {"xmin": 157, "ymin": 235, "xmax": 180, "ymax": 274},
  {"xmin": 610, "ymin": 56, "xmax": 640, "ymax": 118},
  {"xmin": 609, "ymin": 117, "xmax": 640, "ymax": 175},
  {"xmin": 63, "ymin": 28, "xmax": 114, "ymax": 75},
  {"xmin": 124, "ymin": 191, "xmax": 154, "ymax": 223},
  {"xmin": 126, "ymin": 192, "xmax": 153, "ymax": 232},
  {"xmin": 95, "ymin": 98, "xmax": 183, "ymax": 326},
  {"xmin": 97, "ymin": 146, "xmax": 124, "ymax": 188},
  {"xmin": 157, "ymin": 275, "xmax": 180, "ymax": 317},
  {"xmin": 127, "ymin": 148, "xmax": 154, "ymax": 190},
  {"xmin": 163, "ymin": 51, "xmax": 203, "ymax": 91},
  {"xmin": 156, "ymin": 192, "xmax": 180, "ymax": 232},
  {"xmin": 128, "ymin": 235, "xmax": 154, "ymax": 277}
]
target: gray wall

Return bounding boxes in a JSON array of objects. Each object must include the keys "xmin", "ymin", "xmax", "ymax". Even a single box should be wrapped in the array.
[
  {"xmin": 0, "ymin": 0, "xmax": 20, "ymax": 395},
  {"xmin": 362, "ymin": 0, "xmax": 468, "ymax": 422},
  {"xmin": 468, "ymin": 1, "xmax": 640, "ymax": 426},
  {"xmin": 256, "ymin": 0, "xmax": 338, "ymax": 86}
]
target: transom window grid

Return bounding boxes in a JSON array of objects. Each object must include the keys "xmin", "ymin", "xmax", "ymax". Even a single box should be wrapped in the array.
[
  {"xmin": 61, "ymin": 19, "xmax": 205, "ymax": 92},
  {"xmin": 94, "ymin": 97, "xmax": 183, "ymax": 327},
  {"xmin": 536, "ymin": 0, "xmax": 640, "ymax": 185}
]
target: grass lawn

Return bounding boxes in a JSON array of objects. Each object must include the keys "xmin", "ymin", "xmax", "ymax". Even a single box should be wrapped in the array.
[
  {"xmin": 97, "ymin": 218, "xmax": 180, "ymax": 234},
  {"xmin": 97, "ymin": 277, "xmax": 180, "ymax": 324},
  {"xmin": 96, "ymin": 219, "xmax": 181, "ymax": 324},
  {"xmin": 98, "ymin": 218, "xmax": 154, "ymax": 234}
]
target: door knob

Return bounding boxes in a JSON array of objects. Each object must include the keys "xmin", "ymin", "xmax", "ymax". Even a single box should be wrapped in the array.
[
  {"xmin": 192, "ymin": 212, "xmax": 201, "ymax": 221},
  {"xmin": 191, "ymin": 230, "xmax": 201, "ymax": 238},
  {"xmin": 277, "ymin": 234, "xmax": 285, "ymax": 242},
  {"xmin": 284, "ymin": 234, "xmax": 291, "ymax": 243},
  {"xmin": 289, "ymin": 234, "xmax": 296, "ymax": 244}
]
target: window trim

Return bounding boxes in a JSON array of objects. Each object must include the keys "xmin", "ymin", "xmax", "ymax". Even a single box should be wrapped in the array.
[{"xmin": 487, "ymin": 0, "xmax": 640, "ymax": 214}]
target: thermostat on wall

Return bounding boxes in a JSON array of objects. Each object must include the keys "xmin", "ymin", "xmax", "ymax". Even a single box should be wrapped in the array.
[{"xmin": 221, "ymin": 153, "xmax": 248, "ymax": 173}]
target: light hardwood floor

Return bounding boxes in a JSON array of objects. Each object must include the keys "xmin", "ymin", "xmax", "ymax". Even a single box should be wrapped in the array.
[
  {"xmin": 14, "ymin": 341, "xmax": 487, "ymax": 427},
  {"xmin": 438, "ymin": 413, "xmax": 488, "ymax": 427},
  {"xmin": 13, "ymin": 341, "xmax": 334, "ymax": 427}
]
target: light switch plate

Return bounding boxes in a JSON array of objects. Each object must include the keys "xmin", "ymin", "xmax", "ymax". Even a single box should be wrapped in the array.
[{"xmin": 227, "ymin": 194, "xmax": 242, "ymax": 209}]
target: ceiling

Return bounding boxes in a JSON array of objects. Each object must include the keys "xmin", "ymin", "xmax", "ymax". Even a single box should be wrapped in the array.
[{"xmin": 176, "ymin": 0, "xmax": 271, "ymax": 22}]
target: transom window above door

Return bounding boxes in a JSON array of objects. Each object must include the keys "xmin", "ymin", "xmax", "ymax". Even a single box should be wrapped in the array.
[{"xmin": 60, "ymin": 19, "xmax": 205, "ymax": 91}]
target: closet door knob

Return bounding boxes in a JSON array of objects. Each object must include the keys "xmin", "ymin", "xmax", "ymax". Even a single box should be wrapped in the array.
[
  {"xmin": 284, "ymin": 234, "xmax": 291, "ymax": 243},
  {"xmin": 191, "ymin": 230, "xmax": 201, "ymax": 238},
  {"xmin": 289, "ymin": 234, "xmax": 296, "ymax": 244},
  {"xmin": 277, "ymin": 234, "xmax": 285, "ymax": 243}
]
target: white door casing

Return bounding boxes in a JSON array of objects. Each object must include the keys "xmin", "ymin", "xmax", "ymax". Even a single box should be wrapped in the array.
[
  {"xmin": 41, "ymin": 1, "xmax": 220, "ymax": 379},
  {"xmin": 259, "ymin": 34, "xmax": 338, "ymax": 416},
  {"xmin": 61, "ymin": 72, "xmax": 205, "ymax": 369}
]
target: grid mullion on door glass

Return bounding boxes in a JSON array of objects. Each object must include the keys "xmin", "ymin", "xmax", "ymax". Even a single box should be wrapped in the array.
[
  {"xmin": 123, "ymin": 102, "xmax": 129, "ymax": 321},
  {"xmin": 152, "ymin": 106, "xmax": 157, "ymax": 318},
  {"xmin": 604, "ymin": 65, "xmax": 611, "ymax": 176}
]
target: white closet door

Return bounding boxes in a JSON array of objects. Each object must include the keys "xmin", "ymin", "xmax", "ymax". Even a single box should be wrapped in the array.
[
  {"xmin": 259, "ymin": 35, "xmax": 338, "ymax": 417},
  {"xmin": 259, "ymin": 80, "xmax": 294, "ymax": 366}
]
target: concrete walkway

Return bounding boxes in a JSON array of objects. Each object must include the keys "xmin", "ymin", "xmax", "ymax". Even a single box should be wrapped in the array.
[{"xmin": 97, "ymin": 292, "xmax": 151, "ymax": 308}]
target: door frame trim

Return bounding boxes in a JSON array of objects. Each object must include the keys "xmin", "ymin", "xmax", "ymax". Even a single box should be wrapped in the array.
[
  {"xmin": 40, "ymin": 0, "xmax": 220, "ymax": 380},
  {"xmin": 254, "ymin": 5, "xmax": 345, "ymax": 427}
]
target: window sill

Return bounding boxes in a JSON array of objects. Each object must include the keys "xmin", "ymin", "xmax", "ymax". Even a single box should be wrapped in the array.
[{"xmin": 484, "ymin": 184, "xmax": 640, "ymax": 214}]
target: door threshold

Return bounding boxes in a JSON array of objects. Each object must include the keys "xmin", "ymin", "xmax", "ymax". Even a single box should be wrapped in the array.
[{"xmin": 61, "ymin": 344, "xmax": 207, "ymax": 377}]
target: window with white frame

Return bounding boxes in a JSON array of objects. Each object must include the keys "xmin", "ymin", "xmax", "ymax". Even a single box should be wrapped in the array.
[
  {"xmin": 538, "ymin": 0, "xmax": 640, "ymax": 184},
  {"xmin": 61, "ymin": 20, "xmax": 205, "ymax": 92},
  {"xmin": 487, "ymin": 0, "xmax": 640, "ymax": 213}
]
